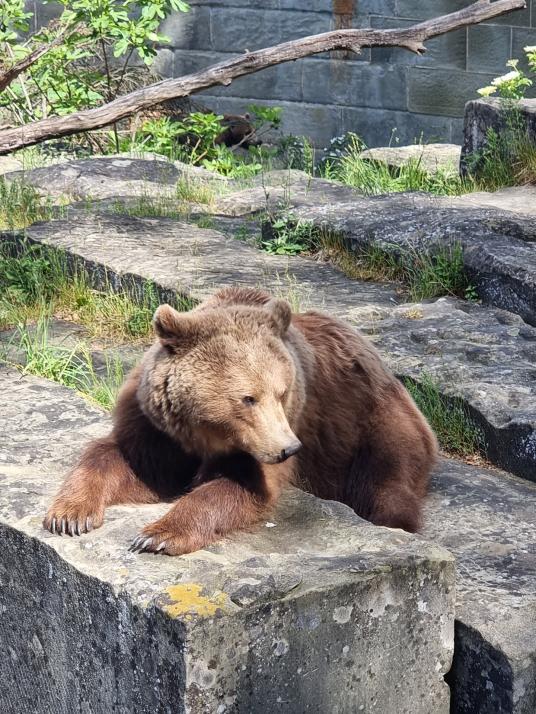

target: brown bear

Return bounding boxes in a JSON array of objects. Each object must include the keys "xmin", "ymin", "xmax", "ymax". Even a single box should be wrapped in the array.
[{"xmin": 43, "ymin": 287, "xmax": 437, "ymax": 555}]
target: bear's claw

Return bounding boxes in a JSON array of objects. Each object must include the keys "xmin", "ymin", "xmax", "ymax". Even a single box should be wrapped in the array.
[
  {"xmin": 44, "ymin": 513, "xmax": 98, "ymax": 537},
  {"xmin": 129, "ymin": 535, "xmax": 161, "ymax": 553}
]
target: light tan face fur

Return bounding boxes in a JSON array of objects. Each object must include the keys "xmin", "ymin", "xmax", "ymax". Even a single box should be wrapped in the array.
[{"xmin": 137, "ymin": 301, "xmax": 304, "ymax": 464}]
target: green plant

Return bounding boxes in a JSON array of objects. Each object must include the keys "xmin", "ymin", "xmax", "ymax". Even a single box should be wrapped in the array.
[
  {"xmin": 2, "ymin": 316, "xmax": 126, "ymax": 409},
  {"xmin": 1, "ymin": 0, "xmax": 189, "ymax": 149},
  {"xmin": 276, "ymin": 135, "xmax": 315, "ymax": 173},
  {"xmin": 261, "ymin": 215, "xmax": 317, "ymax": 255},
  {"xmin": 0, "ymin": 240, "xmax": 193, "ymax": 338},
  {"xmin": 175, "ymin": 176, "xmax": 217, "ymax": 205},
  {"xmin": 404, "ymin": 374, "xmax": 485, "ymax": 457},
  {"xmin": 402, "ymin": 243, "xmax": 472, "ymax": 302},
  {"xmin": 111, "ymin": 194, "xmax": 187, "ymax": 220},
  {"xmin": 0, "ymin": 178, "xmax": 60, "ymax": 229},
  {"xmin": 203, "ymin": 144, "xmax": 262, "ymax": 178},
  {"xmin": 314, "ymin": 231, "xmax": 474, "ymax": 302},
  {"xmin": 474, "ymin": 49, "xmax": 536, "ymax": 187}
]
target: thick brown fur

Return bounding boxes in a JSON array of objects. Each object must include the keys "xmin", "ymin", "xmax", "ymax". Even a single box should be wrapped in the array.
[{"xmin": 44, "ymin": 287, "xmax": 437, "ymax": 555}]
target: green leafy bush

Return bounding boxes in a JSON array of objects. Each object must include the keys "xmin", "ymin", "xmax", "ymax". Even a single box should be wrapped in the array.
[{"xmin": 0, "ymin": 0, "xmax": 189, "ymax": 148}]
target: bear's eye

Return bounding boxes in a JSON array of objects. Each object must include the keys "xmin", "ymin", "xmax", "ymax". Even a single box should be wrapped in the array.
[{"xmin": 242, "ymin": 396, "xmax": 257, "ymax": 406}]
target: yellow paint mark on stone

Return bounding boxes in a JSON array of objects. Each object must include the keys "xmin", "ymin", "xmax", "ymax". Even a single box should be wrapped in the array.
[{"xmin": 163, "ymin": 583, "xmax": 227, "ymax": 620}]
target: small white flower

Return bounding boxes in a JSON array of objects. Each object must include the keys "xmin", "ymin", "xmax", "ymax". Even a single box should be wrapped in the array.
[
  {"xmin": 478, "ymin": 86, "xmax": 497, "ymax": 97},
  {"xmin": 506, "ymin": 59, "xmax": 519, "ymax": 69},
  {"xmin": 491, "ymin": 70, "xmax": 521, "ymax": 86},
  {"xmin": 524, "ymin": 46, "xmax": 536, "ymax": 53}
]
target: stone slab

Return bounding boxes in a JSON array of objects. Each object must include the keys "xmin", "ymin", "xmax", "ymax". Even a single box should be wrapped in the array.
[
  {"xmin": 0, "ymin": 366, "xmax": 454, "ymax": 714},
  {"xmin": 294, "ymin": 190, "xmax": 536, "ymax": 326},
  {"xmin": 424, "ymin": 461, "xmax": 536, "ymax": 714},
  {"xmin": 0, "ymin": 156, "xmax": 23, "ymax": 175},
  {"xmin": 357, "ymin": 298, "xmax": 536, "ymax": 482},
  {"xmin": 11, "ymin": 210, "xmax": 399, "ymax": 317},
  {"xmin": 4, "ymin": 156, "xmax": 226, "ymax": 201},
  {"xmin": 359, "ymin": 143, "xmax": 462, "ymax": 174}
]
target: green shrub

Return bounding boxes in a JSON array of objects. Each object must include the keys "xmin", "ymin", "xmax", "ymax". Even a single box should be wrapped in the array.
[
  {"xmin": 473, "ymin": 50, "xmax": 536, "ymax": 187},
  {"xmin": 1, "ymin": 0, "xmax": 189, "ymax": 149}
]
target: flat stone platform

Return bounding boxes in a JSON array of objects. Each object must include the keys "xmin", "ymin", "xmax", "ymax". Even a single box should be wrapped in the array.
[{"xmin": 0, "ymin": 367, "xmax": 454, "ymax": 714}]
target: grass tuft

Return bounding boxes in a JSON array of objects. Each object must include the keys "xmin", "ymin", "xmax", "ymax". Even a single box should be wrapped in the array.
[
  {"xmin": 404, "ymin": 374, "xmax": 485, "ymax": 457},
  {"xmin": 0, "ymin": 240, "xmax": 192, "ymax": 339},
  {"xmin": 2, "ymin": 318, "xmax": 125, "ymax": 410},
  {"xmin": 0, "ymin": 178, "xmax": 60, "ymax": 230},
  {"xmin": 314, "ymin": 230, "xmax": 477, "ymax": 302}
]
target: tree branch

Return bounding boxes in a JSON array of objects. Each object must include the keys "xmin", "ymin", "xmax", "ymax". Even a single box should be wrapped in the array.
[{"xmin": 0, "ymin": 0, "xmax": 526, "ymax": 155}]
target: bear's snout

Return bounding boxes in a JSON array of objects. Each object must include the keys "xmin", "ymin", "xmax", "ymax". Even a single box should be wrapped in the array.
[{"xmin": 272, "ymin": 440, "xmax": 302, "ymax": 463}]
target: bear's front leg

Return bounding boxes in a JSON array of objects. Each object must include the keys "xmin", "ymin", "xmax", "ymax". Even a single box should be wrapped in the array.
[
  {"xmin": 44, "ymin": 437, "xmax": 158, "ymax": 536},
  {"xmin": 130, "ymin": 457, "xmax": 292, "ymax": 555}
]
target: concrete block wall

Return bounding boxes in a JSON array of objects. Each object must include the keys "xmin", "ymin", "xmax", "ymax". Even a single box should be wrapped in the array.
[{"xmin": 162, "ymin": 0, "xmax": 536, "ymax": 148}]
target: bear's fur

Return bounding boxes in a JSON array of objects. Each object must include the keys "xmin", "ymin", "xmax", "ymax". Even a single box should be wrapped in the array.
[{"xmin": 44, "ymin": 287, "xmax": 437, "ymax": 555}]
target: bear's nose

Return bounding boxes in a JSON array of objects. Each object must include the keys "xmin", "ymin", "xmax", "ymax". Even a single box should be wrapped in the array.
[{"xmin": 280, "ymin": 441, "xmax": 302, "ymax": 461}]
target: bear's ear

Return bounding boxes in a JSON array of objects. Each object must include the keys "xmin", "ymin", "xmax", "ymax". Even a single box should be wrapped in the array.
[
  {"xmin": 153, "ymin": 304, "xmax": 196, "ymax": 346},
  {"xmin": 266, "ymin": 298, "xmax": 292, "ymax": 336}
]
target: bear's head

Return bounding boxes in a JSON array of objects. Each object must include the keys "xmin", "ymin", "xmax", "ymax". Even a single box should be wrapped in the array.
[{"xmin": 137, "ymin": 299, "xmax": 304, "ymax": 464}]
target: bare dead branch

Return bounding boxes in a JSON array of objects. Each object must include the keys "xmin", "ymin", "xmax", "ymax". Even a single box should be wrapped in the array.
[{"xmin": 0, "ymin": 0, "xmax": 526, "ymax": 155}]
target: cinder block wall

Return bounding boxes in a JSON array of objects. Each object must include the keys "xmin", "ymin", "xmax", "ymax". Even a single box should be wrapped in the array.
[{"xmin": 163, "ymin": 0, "xmax": 536, "ymax": 148}]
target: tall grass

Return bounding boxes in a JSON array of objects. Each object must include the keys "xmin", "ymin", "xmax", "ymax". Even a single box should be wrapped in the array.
[
  {"xmin": 1, "ymin": 317, "xmax": 125, "ymax": 410},
  {"xmin": 322, "ymin": 136, "xmax": 474, "ymax": 196},
  {"xmin": 0, "ymin": 178, "xmax": 60, "ymax": 230},
  {"xmin": 404, "ymin": 374, "xmax": 485, "ymax": 457},
  {"xmin": 315, "ymin": 230, "xmax": 476, "ymax": 302}
]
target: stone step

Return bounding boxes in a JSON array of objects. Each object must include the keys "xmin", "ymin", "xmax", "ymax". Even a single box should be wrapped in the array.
[
  {"xmin": 0, "ymin": 367, "xmax": 454, "ymax": 714},
  {"xmin": 294, "ymin": 189, "xmax": 536, "ymax": 326},
  {"xmin": 423, "ymin": 461, "xmax": 536, "ymax": 714},
  {"xmin": 1, "ymin": 367, "xmax": 535, "ymax": 713},
  {"xmin": 5, "ymin": 211, "xmax": 536, "ymax": 483}
]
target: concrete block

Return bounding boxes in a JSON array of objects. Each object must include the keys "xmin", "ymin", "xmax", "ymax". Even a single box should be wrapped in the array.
[
  {"xmin": 210, "ymin": 8, "xmax": 331, "ymax": 53},
  {"xmin": 359, "ymin": 0, "xmax": 397, "ymax": 15},
  {"xmin": 408, "ymin": 68, "xmax": 496, "ymax": 117},
  {"xmin": 210, "ymin": 61, "xmax": 303, "ymax": 102},
  {"xmin": 341, "ymin": 106, "xmax": 455, "ymax": 147},
  {"xmin": 302, "ymin": 59, "xmax": 408, "ymax": 110},
  {"xmin": 370, "ymin": 16, "xmax": 467, "ymax": 70},
  {"xmin": 467, "ymin": 24, "xmax": 512, "ymax": 73},
  {"xmin": 191, "ymin": 0, "xmax": 280, "ymax": 7},
  {"xmin": 0, "ymin": 368, "xmax": 454, "ymax": 714},
  {"xmin": 487, "ymin": 3, "xmax": 531, "ymax": 27},
  {"xmin": 460, "ymin": 98, "xmax": 536, "ymax": 174},
  {"xmin": 160, "ymin": 5, "xmax": 212, "ymax": 51},
  {"xmin": 450, "ymin": 116, "xmax": 464, "ymax": 144},
  {"xmin": 394, "ymin": 0, "xmax": 468, "ymax": 20},
  {"xmin": 152, "ymin": 48, "xmax": 174, "ymax": 78},
  {"xmin": 511, "ymin": 27, "xmax": 536, "ymax": 81},
  {"xmin": 33, "ymin": 0, "xmax": 62, "ymax": 31},
  {"xmin": 279, "ymin": 0, "xmax": 333, "ymax": 11},
  {"xmin": 174, "ymin": 49, "xmax": 230, "ymax": 77}
]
